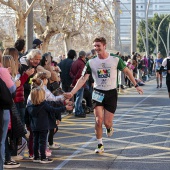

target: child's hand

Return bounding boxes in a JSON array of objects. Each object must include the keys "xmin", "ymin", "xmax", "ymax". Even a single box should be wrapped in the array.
[{"xmin": 64, "ymin": 99, "xmax": 70, "ymax": 104}]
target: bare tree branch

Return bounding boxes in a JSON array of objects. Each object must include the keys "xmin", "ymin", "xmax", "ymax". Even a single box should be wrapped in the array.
[
  {"xmin": 0, "ymin": 0, "xmax": 17, "ymax": 11},
  {"xmin": 25, "ymin": 0, "xmax": 36, "ymax": 18}
]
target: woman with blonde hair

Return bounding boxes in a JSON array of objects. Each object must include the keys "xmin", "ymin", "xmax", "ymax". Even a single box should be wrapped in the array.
[
  {"xmin": 3, "ymin": 48, "xmax": 19, "ymax": 71},
  {"xmin": 2, "ymin": 54, "xmax": 34, "ymax": 161},
  {"xmin": 0, "ymin": 54, "xmax": 21, "ymax": 168},
  {"xmin": 2, "ymin": 55, "xmax": 17, "ymax": 78}
]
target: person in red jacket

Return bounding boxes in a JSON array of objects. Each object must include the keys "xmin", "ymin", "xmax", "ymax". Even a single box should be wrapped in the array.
[{"xmin": 69, "ymin": 51, "xmax": 86, "ymax": 118}]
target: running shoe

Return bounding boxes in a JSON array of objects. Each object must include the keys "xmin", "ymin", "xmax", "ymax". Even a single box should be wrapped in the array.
[
  {"xmin": 106, "ymin": 127, "xmax": 114, "ymax": 137},
  {"xmin": 28, "ymin": 155, "xmax": 34, "ymax": 160},
  {"xmin": 95, "ymin": 144, "xmax": 104, "ymax": 153},
  {"xmin": 46, "ymin": 151, "xmax": 51, "ymax": 157},
  {"xmin": 49, "ymin": 143, "xmax": 61, "ymax": 149}
]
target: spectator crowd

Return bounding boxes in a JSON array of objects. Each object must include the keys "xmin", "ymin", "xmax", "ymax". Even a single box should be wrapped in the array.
[{"xmin": 0, "ymin": 38, "xmax": 160, "ymax": 169}]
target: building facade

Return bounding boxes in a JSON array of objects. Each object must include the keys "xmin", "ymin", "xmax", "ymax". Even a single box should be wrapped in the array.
[{"xmin": 118, "ymin": 0, "xmax": 170, "ymax": 54}]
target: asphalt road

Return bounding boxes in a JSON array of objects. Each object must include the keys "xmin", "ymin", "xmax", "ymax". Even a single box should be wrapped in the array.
[{"xmin": 17, "ymin": 76, "xmax": 170, "ymax": 170}]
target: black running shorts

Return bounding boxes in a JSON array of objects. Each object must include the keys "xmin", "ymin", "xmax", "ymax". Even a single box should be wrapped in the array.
[
  {"xmin": 92, "ymin": 88, "xmax": 117, "ymax": 114},
  {"xmin": 166, "ymin": 74, "xmax": 170, "ymax": 92},
  {"xmin": 156, "ymin": 69, "xmax": 162, "ymax": 75}
]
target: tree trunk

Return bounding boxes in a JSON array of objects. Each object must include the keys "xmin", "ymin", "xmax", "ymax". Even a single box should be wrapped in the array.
[
  {"xmin": 15, "ymin": 14, "xmax": 26, "ymax": 39},
  {"xmin": 41, "ymin": 36, "xmax": 51, "ymax": 54},
  {"xmin": 63, "ymin": 33, "xmax": 72, "ymax": 55}
]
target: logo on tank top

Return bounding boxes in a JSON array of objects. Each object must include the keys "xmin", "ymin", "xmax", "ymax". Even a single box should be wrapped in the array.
[{"xmin": 97, "ymin": 69, "xmax": 110, "ymax": 78}]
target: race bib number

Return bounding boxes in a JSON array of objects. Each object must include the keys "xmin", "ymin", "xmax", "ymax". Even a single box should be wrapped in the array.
[{"xmin": 92, "ymin": 90, "xmax": 105, "ymax": 103}]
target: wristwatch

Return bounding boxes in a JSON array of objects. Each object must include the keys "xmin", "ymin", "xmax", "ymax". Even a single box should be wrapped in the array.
[{"xmin": 134, "ymin": 84, "xmax": 139, "ymax": 88}]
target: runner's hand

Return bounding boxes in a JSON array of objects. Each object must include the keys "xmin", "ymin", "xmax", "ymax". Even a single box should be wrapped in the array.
[
  {"xmin": 63, "ymin": 92, "xmax": 73, "ymax": 99},
  {"xmin": 136, "ymin": 86, "xmax": 143, "ymax": 94}
]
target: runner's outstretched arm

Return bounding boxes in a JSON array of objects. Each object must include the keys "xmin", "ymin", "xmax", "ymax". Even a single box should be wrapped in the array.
[{"xmin": 64, "ymin": 74, "xmax": 90, "ymax": 99}]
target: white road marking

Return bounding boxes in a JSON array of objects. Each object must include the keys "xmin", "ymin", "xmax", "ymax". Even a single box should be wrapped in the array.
[{"xmin": 54, "ymin": 91, "xmax": 157, "ymax": 170}]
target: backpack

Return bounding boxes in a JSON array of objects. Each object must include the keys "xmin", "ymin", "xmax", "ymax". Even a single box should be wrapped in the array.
[{"xmin": 0, "ymin": 78, "xmax": 13, "ymax": 110}]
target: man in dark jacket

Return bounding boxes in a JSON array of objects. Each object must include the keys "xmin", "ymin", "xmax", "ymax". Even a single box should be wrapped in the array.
[
  {"xmin": 58, "ymin": 49, "xmax": 76, "ymax": 92},
  {"xmin": 69, "ymin": 51, "xmax": 86, "ymax": 118}
]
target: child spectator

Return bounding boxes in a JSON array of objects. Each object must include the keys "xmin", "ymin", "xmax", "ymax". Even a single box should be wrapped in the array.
[
  {"xmin": 47, "ymin": 71, "xmax": 64, "ymax": 149},
  {"xmin": 26, "ymin": 73, "xmax": 73, "ymax": 158},
  {"xmin": 27, "ymin": 85, "xmax": 73, "ymax": 163}
]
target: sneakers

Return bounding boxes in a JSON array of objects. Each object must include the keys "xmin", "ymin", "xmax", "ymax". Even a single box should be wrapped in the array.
[
  {"xmin": 4, "ymin": 160, "xmax": 20, "ymax": 169},
  {"xmin": 46, "ymin": 147, "xmax": 52, "ymax": 152},
  {"xmin": 40, "ymin": 157, "xmax": 53, "ymax": 164},
  {"xmin": 29, "ymin": 155, "xmax": 34, "ymax": 160},
  {"xmin": 49, "ymin": 143, "xmax": 61, "ymax": 149},
  {"xmin": 95, "ymin": 144, "xmax": 104, "ymax": 153},
  {"xmin": 11, "ymin": 155, "xmax": 23, "ymax": 161},
  {"xmin": 45, "ymin": 150, "xmax": 52, "ymax": 156},
  {"xmin": 33, "ymin": 157, "xmax": 41, "ymax": 163},
  {"xmin": 106, "ymin": 127, "xmax": 114, "ymax": 137}
]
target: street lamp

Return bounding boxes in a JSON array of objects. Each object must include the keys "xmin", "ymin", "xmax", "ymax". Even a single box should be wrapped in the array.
[
  {"xmin": 121, "ymin": 1, "xmax": 168, "ymax": 55},
  {"xmin": 145, "ymin": 0, "xmax": 150, "ymax": 57},
  {"xmin": 120, "ymin": 2, "xmax": 146, "ymax": 53},
  {"xmin": 26, "ymin": 0, "xmax": 33, "ymax": 51},
  {"xmin": 141, "ymin": 18, "xmax": 167, "ymax": 55},
  {"xmin": 131, "ymin": 0, "xmax": 136, "ymax": 54},
  {"xmin": 103, "ymin": 0, "xmax": 123, "ymax": 52},
  {"xmin": 167, "ymin": 23, "xmax": 170, "ymax": 56},
  {"xmin": 156, "ymin": 14, "xmax": 170, "ymax": 54}
]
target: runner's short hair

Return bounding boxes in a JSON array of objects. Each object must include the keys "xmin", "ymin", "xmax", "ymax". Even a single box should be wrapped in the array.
[{"xmin": 93, "ymin": 37, "xmax": 106, "ymax": 45}]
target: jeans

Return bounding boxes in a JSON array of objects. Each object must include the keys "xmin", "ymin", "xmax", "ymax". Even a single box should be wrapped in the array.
[
  {"xmin": 1, "ymin": 110, "xmax": 10, "ymax": 168},
  {"xmin": 33, "ymin": 130, "xmax": 48, "ymax": 160},
  {"xmin": 74, "ymin": 88, "xmax": 84, "ymax": 115}
]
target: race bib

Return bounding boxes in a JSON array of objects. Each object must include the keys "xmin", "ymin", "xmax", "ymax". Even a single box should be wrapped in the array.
[{"xmin": 92, "ymin": 90, "xmax": 105, "ymax": 103}]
